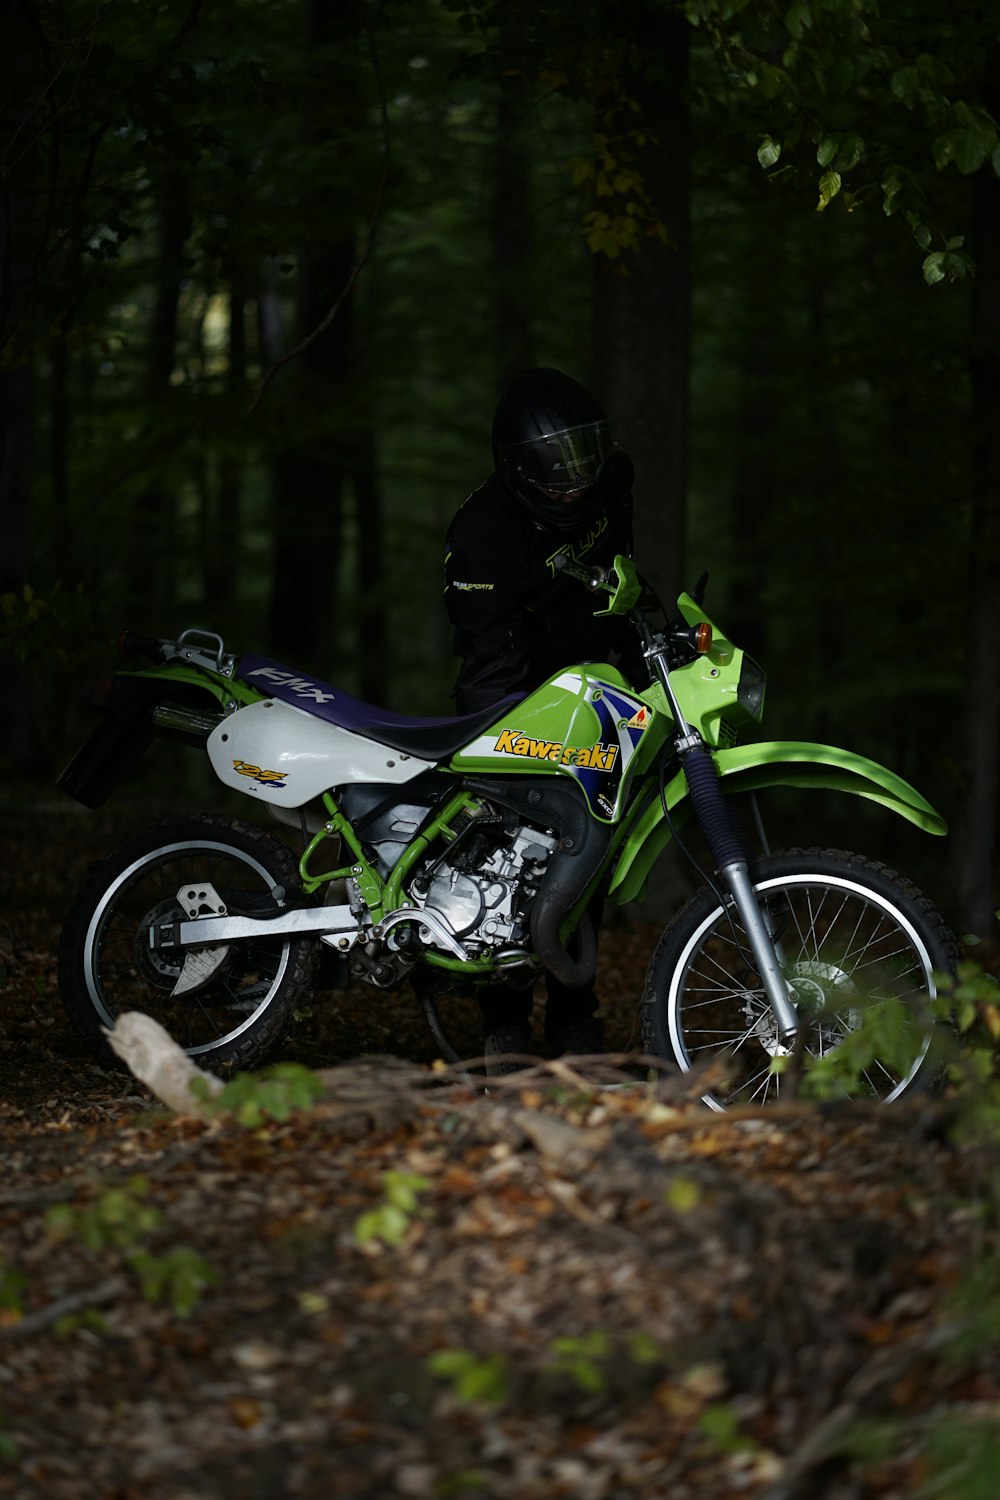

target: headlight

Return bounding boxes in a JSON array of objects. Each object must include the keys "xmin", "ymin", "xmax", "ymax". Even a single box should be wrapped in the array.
[{"xmin": 737, "ymin": 655, "xmax": 766, "ymax": 722}]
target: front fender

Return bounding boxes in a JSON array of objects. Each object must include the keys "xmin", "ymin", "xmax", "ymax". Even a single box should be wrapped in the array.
[{"xmin": 608, "ymin": 740, "xmax": 947, "ymax": 906}]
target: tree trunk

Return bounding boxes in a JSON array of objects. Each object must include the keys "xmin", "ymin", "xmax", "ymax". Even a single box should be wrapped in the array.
[
  {"xmin": 589, "ymin": 4, "xmax": 693, "ymax": 919},
  {"xmin": 493, "ymin": 15, "xmax": 534, "ymax": 385},
  {"xmin": 133, "ymin": 178, "xmax": 190, "ymax": 624},
  {"xmin": 0, "ymin": 7, "xmax": 41, "ymax": 769},
  {"xmin": 267, "ymin": 272, "xmax": 348, "ymax": 678},
  {"xmin": 268, "ymin": 0, "xmax": 382, "ymax": 685},
  {"xmin": 205, "ymin": 262, "xmax": 248, "ymax": 608},
  {"xmin": 354, "ymin": 427, "xmax": 386, "ymax": 703},
  {"xmin": 591, "ymin": 3, "xmax": 691, "ymax": 613},
  {"xmin": 951, "ymin": 153, "xmax": 1000, "ymax": 933}
]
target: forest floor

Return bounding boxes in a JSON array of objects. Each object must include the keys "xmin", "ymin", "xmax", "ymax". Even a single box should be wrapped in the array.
[{"xmin": 2, "ymin": 788, "xmax": 1000, "ymax": 1500}]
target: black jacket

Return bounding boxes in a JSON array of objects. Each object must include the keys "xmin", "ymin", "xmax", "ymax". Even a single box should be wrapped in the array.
[{"xmin": 444, "ymin": 475, "xmax": 637, "ymax": 714}]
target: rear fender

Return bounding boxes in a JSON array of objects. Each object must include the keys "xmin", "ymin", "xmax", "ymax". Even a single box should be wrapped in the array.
[
  {"xmin": 56, "ymin": 668, "xmax": 256, "ymax": 808},
  {"xmin": 607, "ymin": 740, "xmax": 947, "ymax": 906}
]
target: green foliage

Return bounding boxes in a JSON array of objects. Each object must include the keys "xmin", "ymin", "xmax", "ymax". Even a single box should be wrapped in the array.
[
  {"xmin": 354, "ymin": 1170, "xmax": 431, "ymax": 1247},
  {"xmin": 433, "ymin": 1472, "xmax": 490, "ymax": 1498},
  {"xmin": 127, "ymin": 1246, "xmax": 218, "ymax": 1318},
  {"xmin": 927, "ymin": 949, "xmax": 1000, "ymax": 1141},
  {"xmin": 45, "ymin": 1176, "xmax": 164, "ymax": 1253},
  {"xmin": 946, "ymin": 1258, "xmax": 1000, "ymax": 1361},
  {"xmin": 791, "ymin": 994, "xmax": 929, "ymax": 1101},
  {"xmin": 44, "ymin": 1177, "xmax": 215, "ymax": 1319},
  {"xmin": 937, "ymin": 959, "xmax": 1000, "ymax": 1044},
  {"xmin": 687, "ymin": 0, "xmax": 999, "ymax": 272},
  {"xmin": 791, "ymin": 930, "xmax": 1000, "ymax": 1499},
  {"xmin": 545, "ymin": 1330, "xmax": 611, "ymax": 1393},
  {"xmin": 764, "ymin": 916, "xmax": 999, "ymax": 1106},
  {"xmin": 664, "ymin": 1175, "xmax": 702, "ymax": 1212},
  {"xmin": 0, "ymin": 585, "xmax": 107, "ymax": 667},
  {"xmin": 625, "ymin": 1330, "xmax": 665, "ymax": 1365},
  {"xmin": 190, "ymin": 1062, "xmax": 326, "ymax": 1127},
  {"xmin": 0, "ymin": 1257, "xmax": 27, "ymax": 1318},
  {"xmin": 0, "ymin": 1418, "xmax": 16, "ymax": 1464},
  {"xmin": 921, "ymin": 1421, "xmax": 1000, "ymax": 1500},
  {"xmin": 426, "ymin": 1348, "xmax": 510, "ymax": 1405},
  {"xmin": 843, "ymin": 1405, "xmax": 1000, "ymax": 1499},
  {"xmin": 570, "ymin": 130, "xmax": 672, "ymax": 260},
  {"xmin": 426, "ymin": 1325, "xmax": 671, "ymax": 1409},
  {"xmin": 697, "ymin": 1401, "xmax": 759, "ymax": 1455},
  {"xmin": 540, "ymin": 1328, "xmax": 670, "ymax": 1392}
]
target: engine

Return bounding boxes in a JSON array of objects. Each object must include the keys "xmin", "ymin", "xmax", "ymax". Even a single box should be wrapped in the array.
[
  {"xmin": 406, "ymin": 818, "xmax": 559, "ymax": 957},
  {"xmin": 335, "ymin": 785, "xmax": 561, "ymax": 981}
]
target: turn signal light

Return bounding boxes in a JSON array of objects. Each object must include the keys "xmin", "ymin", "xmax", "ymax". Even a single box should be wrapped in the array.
[{"xmin": 695, "ymin": 622, "xmax": 712, "ymax": 653}]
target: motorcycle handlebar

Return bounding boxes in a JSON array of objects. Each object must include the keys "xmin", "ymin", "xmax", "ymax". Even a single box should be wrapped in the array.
[{"xmin": 552, "ymin": 554, "xmax": 610, "ymax": 591}]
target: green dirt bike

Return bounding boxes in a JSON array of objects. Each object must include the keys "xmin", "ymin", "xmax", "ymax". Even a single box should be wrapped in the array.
[{"xmin": 57, "ymin": 555, "xmax": 957, "ymax": 1108}]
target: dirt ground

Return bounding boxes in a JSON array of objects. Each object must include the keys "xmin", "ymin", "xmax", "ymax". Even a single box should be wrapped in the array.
[{"xmin": 2, "ymin": 787, "xmax": 999, "ymax": 1500}]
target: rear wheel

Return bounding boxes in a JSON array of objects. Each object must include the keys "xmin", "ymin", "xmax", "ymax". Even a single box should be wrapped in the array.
[
  {"xmin": 58, "ymin": 816, "xmax": 316, "ymax": 1074},
  {"xmin": 641, "ymin": 848, "xmax": 958, "ymax": 1110}
]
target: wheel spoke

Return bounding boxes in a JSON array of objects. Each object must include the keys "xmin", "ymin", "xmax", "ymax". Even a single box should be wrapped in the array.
[
  {"xmin": 78, "ymin": 835, "xmax": 297, "ymax": 1058},
  {"xmin": 652, "ymin": 856, "xmax": 948, "ymax": 1112}
]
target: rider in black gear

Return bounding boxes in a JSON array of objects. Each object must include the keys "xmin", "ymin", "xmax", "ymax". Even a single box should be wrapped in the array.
[
  {"xmin": 444, "ymin": 368, "xmax": 641, "ymax": 1073},
  {"xmin": 445, "ymin": 368, "xmax": 637, "ymax": 715}
]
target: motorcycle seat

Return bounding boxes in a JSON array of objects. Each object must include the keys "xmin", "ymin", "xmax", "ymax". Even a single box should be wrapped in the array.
[{"xmin": 237, "ymin": 653, "xmax": 522, "ymax": 760}]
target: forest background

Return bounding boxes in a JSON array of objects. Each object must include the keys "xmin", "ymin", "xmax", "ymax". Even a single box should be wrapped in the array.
[{"xmin": 2, "ymin": 0, "xmax": 998, "ymax": 937}]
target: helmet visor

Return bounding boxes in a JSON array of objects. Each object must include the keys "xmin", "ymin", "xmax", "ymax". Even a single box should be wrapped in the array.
[{"xmin": 499, "ymin": 420, "xmax": 615, "ymax": 496}]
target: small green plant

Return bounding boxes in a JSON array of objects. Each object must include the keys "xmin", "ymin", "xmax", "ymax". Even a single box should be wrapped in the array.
[
  {"xmin": 433, "ymin": 1471, "xmax": 489, "ymax": 1497},
  {"xmin": 45, "ymin": 1177, "xmax": 215, "ymax": 1319},
  {"xmin": 795, "ymin": 993, "xmax": 928, "ymax": 1101},
  {"xmin": 426, "ymin": 1348, "xmax": 509, "ymax": 1405},
  {"xmin": 624, "ymin": 1330, "xmax": 665, "ymax": 1364},
  {"xmin": 928, "ymin": 949, "xmax": 1000, "ymax": 1140},
  {"xmin": 545, "ymin": 1331, "xmax": 611, "ymax": 1393},
  {"xmin": 664, "ymin": 1174, "xmax": 701, "ymax": 1212},
  {"xmin": 0, "ymin": 1418, "xmax": 16, "ymax": 1463},
  {"xmin": 427, "ymin": 1327, "xmax": 670, "ymax": 1411},
  {"xmin": 354, "ymin": 1171, "xmax": 430, "ymax": 1248},
  {"xmin": 53, "ymin": 1308, "xmax": 110, "ymax": 1338},
  {"xmin": 697, "ymin": 1401, "xmax": 759, "ymax": 1455},
  {"xmin": 934, "ymin": 959, "xmax": 1000, "ymax": 1047},
  {"xmin": 45, "ymin": 1176, "xmax": 164, "ymax": 1252},
  {"xmin": 128, "ymin": 1246, "xmax": 218, "ymax": 1317},
  {"xmin": 0, "ymin": 1256, "xmax": 26, "ymax": 1320},
  {"xmin": 190, "ymin": 1062, "xmax": 326, "ymax": 1127},
  {"xmin": 920, "ymin": 1416, "xmax": 1000, "ymax": 1500}
]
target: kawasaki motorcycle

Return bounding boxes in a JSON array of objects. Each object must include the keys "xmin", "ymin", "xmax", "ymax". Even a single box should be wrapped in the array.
[{"xmin": 56, "ymin": 556, "xmax": 957, "ymax": 1109}]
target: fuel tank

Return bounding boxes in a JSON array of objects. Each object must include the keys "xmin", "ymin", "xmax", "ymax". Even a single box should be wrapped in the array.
[
  {"xmin": 451, "ymin": 666, "xmax": 664, "ymax": 822},
  {"xmin": 206, "ymin": 698, "xmax": 436, "ymax": 807}
]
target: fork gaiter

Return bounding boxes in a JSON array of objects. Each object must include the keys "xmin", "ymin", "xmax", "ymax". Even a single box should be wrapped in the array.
[{"xmin": 680, "ymin": 746, "xmax": 748, "ymax": 871}]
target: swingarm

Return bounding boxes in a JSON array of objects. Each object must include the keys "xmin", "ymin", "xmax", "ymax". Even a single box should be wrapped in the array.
[
  {"xmin": 150, "ymin": 889, "xmax": 473, "ymax": 964},
  {"xmin": 152, "ymin": 896, "xmax": 363, "ymax": 953}
]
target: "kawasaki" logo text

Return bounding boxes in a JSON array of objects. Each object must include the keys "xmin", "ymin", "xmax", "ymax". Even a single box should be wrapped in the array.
[{"xmin": 493, "ymin": 729, "xmax": 618, "ymax": 771}]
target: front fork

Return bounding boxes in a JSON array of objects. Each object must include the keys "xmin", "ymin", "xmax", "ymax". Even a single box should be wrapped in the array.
[
  {"xmin": 678, "ymin": 743, "xmax": 799, "ymax": 1040},
  {"xmin": 716, "ymin": 859, "xmax": 799, "ymax": 1040},
  {"xmin": 645, "ymin": 632, "xmax": 799, "ymax": 1042}
]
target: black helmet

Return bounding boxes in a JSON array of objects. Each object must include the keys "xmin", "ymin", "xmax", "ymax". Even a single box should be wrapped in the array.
[{"xmin": 492, "ymin": 367, "xmax": 617, "ymax": 529}]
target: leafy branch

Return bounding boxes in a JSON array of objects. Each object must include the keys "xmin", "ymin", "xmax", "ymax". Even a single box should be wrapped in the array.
[{"xmin": 41, "ymin": 1176, "xmax": 216, "ymax": 1324}]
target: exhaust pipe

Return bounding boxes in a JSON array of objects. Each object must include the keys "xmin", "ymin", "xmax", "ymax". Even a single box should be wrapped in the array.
[
  {"xmin": 530, "ymin": 895, "xmax": 597, "ymax": 988},
  {"xmin": 152, "ymin": 703, "xmax": 223, "ymax": 740}
]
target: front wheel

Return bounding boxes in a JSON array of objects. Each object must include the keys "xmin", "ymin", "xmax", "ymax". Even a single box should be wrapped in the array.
[
  {"xmin": 641, "ymin": 848, "xmax": 959, "ymax": 1111},
  {"xmin": 58, "ymin": 816, "xmax": 316, "ymax": 1075}
]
